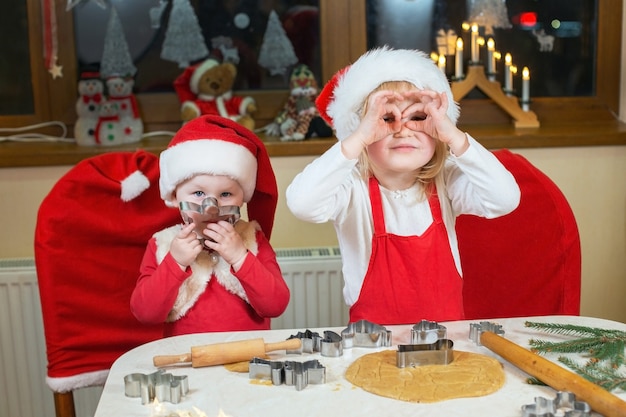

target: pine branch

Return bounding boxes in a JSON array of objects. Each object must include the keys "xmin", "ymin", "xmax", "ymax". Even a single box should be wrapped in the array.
[{"xmin": 524, "ymin": 321, "xmax": 626, "ymax": 392}]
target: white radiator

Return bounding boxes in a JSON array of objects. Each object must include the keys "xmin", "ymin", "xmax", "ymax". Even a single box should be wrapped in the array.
[
  {"xmin": 273, "ymin": 246, "xmax": 348, "ymax": 329},
  {"xmin": 0, "ymin": 248, "xmax": 347, "ymax": 417}
]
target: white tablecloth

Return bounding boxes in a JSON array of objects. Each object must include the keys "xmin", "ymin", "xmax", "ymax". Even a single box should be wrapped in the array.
[{"xmin": 94, "ymin": 315, "xmax": 626, "ymax": 417}]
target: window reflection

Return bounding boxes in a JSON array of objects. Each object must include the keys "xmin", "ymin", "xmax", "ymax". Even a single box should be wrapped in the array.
[
  {"xmin": 74, "ymin": 0, "xmax": 321, "ymax": 94},
  {"xmin": 366, "ymin": 0, "xmax": 596, "ymax": 97},
  {"xmin": 0, "ymin": 0, "xmax": 34, "ymax": 114}
]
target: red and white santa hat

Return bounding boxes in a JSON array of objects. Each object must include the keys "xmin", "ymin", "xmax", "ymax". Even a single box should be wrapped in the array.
[
  {"xmin": 159, "ymin": 115, "xmax": 278, "ymax": 238},
  {"xmin": 189, "ymin": 58, "xmax": 219, "ymax": 95},
  {"xmin": 316, "ymin": 46, "xmax": 460, "ymax": 141}
]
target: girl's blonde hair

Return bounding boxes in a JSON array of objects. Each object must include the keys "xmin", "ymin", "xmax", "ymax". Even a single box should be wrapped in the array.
[{"xmin": 357, "ymin": 81, "xmax": 448, "ymax": 193}]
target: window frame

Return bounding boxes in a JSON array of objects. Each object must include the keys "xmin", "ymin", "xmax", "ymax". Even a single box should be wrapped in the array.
[{"xmin": 0, "ymin": 0, "xmax": 624, "ymax": 168}]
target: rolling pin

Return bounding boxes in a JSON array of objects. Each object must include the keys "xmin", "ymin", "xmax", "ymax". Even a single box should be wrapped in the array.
[
  {"xmin": 479, "ymin": 330, "xmax": 626, "ymax": 417},
  {"xmin": 153, "ymin": 337, "xmax": 302, "ymax": 368}
]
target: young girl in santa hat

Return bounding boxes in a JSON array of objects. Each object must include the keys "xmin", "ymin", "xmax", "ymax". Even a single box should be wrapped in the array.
[
  {"xmin": 131, "ymin": 115, "xmax": 289, "ymax": 336},
  {"xmin": 286, "ymin": 47, "xmax": 521, "ymax": 325}
]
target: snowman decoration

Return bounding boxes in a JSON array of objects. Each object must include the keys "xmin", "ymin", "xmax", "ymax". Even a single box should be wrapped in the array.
[
  {"xmin": 105, "ymin": 76, "xmax": 143, "ymax": 144},
  {"xmin": 74, "ymin": 72, "xmax": 105, "ymax": 146},
  {"xmin": 93, "ymin": 100, "xmax": 125, "ymax": 146}
]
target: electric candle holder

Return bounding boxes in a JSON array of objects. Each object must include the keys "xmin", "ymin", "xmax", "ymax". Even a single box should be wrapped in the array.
[
  {"xmin": 436, "ymin": 23, "xmax": 539, "ymax": 129},
  {"xmin": 450, "ymin": 65, "xmax": 539, "ymax": 129}
]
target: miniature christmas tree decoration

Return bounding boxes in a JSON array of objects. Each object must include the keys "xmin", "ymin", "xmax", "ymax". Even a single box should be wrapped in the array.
[
  {"xmin": 258, "ymin": 10, "xmax": 298, "ymax": 76},
  {"xmin": 100, "ymin": 6, "xmax": 137, "ymax": 79},
  {"xmin": 160, "ymin": 0, "xmax": 209, "ymax": 68}
]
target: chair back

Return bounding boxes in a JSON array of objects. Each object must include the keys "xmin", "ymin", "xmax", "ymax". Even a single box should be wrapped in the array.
[
  {"xmin": 35, "ymin": 150, "xmax": 181, "ymax": 417},
  {"xmin": 457, "ymin": 149, "xmax": 581, "ymax": 319}
]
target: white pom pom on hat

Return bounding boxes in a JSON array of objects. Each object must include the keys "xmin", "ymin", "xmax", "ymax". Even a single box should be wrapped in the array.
[{"xmin": 316, "ymin": 46, "xmax": 460, "ymax": 141}]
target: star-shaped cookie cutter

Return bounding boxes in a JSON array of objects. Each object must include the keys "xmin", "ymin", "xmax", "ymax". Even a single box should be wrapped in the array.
[
  {"xmin": 124, "ymin": 370, "xmax": 189, "ymax": 404},
  {"xmin": 179, "ymin": 197, "xmax": 240, "ymax": 241},
  {"xmin": 521, "ymin": 391, "xmax": 592, "ymax": 417},
  {"xmin": 341, "ymin": 320, "xmax": 392, "ymax": 348}
]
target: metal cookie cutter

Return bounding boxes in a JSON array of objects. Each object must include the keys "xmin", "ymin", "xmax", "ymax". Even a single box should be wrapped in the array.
[
  {"xmin": 249, "ymin": 357, "xmax": 284, "ymax": 386},
  {"xmin": 396, "ymin": 320, "xmax": 454, "ymax": 368},
  {"xmin": 341, "ymin": 320, "xmax": 392, "ymax": 348},
  {"xmin": 320, "ymin": 331, "xmax": 343, "ymax": 357},
  {"xmin": 469, "ymin": 321, "xmax": 505, "ymax": 345},
  {"xmin": 521, "ymin": 391, "xmax": 593, "ymax": 417},
  {"xmin": 248, "ymin": 358, "xmax": 326, "ymax": 391},
  {"xmin": 284, "ymin": 360, "xmax": 326, "ymax": 391},
  {"xmin": 179, "ymin": 197, "xmax": 240, "ymax": 242},
  {"xmin": 396, "ymin": 339, "xmax": 454, "ymax": 367},
  {"xmin": 124, "ymin": 370, "xmax": 189, "ymax": 404},
  {"xmin": 286, "ymin": 330, "xmax": 322, "ymax": 354},
  {"xmin": 287, "ymin": 330, "xmax": 344, "ymax": 357},
  {"xmin": 411, "ymin": 319, "xmax": 448, "ymax": 344}
]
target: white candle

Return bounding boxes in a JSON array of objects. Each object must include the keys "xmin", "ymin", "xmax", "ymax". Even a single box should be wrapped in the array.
[
  {"xmin": 438, "ymin": 54, "xmax": 446, "ymax": 74},
  {"xmin": 455, "ymin": 37, "xmax": 464, "ymax": 78},
  {"xmin": 487, "ymin": 38, "xmax": 496, "ymax": 78},
  {"xmin": 521, "ymin": 66, "xmax": 530, "ymax": 111},
  {"xmin": 470, "ymin": 23, "xmax": 479, "ymax": 62},
  {"xmin": 504, "ymin": 53, "xmax": 512, "ymax": 93}
]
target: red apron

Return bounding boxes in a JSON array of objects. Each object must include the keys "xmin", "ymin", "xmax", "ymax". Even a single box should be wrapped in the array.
[{"xmin": 349, "ymin": 177, "xmax": 465, "ymax": 325}]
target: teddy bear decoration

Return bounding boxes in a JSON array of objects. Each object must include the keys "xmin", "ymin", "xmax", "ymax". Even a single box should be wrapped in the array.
[
  {"xmin": 173, "ymin": 58, "xmax": 257, "ymax": 131},
  {"xmin": 74, "ymin": 72, "xmax": 144, "ymax": 146},
  {"xmin": 264, "ymin": 64, "xmax": 332, "ymax": 141}
]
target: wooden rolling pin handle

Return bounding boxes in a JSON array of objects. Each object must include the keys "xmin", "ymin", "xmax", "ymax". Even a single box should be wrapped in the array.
[
  {"xmin": 481, "ymin": 331, "xmax": 626, "ymax": 417},
  {"xmin": 153, "ymin": 353, "xmax": 192, "ymax": 367},
  {"xmin": 265, "ymin": 338, "xmax": 302, "ymax": 353}
]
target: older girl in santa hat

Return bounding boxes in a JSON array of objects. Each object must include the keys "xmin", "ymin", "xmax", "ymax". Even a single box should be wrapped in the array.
[
  {"xmin": 287, "ymin": 47, "xmax": 521, "ymax": 325},
  {"xmin": 131, "ymin": 115, "xmax": 289, "ymax": 336}
]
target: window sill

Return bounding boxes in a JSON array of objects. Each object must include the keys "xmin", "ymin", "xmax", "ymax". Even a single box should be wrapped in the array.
[{"xmin": 2, "ymin": 120, "xmax": 625, "ymax": 168}]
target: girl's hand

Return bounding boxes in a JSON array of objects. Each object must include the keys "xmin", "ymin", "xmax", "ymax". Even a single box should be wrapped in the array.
[
  {"xmin": 170, "ymin": 223, "xmax": 203, "ymax": 269},
  {"xmin": 402, "ymin": 90, "xmax": 468, "ymax": 154},
  {"xmin": 203, "ymin": 221, "xmax": 248, "ymax": 269},
  {"xmin": 342, "ymin": 90, "xmax": 404, "ymax": 159}
]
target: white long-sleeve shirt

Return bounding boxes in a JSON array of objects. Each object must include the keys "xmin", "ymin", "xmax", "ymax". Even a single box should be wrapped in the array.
[{"xmin": 286, "ymin": 135, "xmax": 521, "ymax": 306}]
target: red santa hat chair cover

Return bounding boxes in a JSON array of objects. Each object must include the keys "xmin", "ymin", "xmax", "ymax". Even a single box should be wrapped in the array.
[
  {"xmin": 35, "ymin": 150, "xmax": 181, "ymax": 417},
  {"xmin": 458, "ymin": 149, "xmax": 581, "ymax": 319},
  {"xmin": 159, "ymin": 114, "xmax": 278, "ymax": 239}
]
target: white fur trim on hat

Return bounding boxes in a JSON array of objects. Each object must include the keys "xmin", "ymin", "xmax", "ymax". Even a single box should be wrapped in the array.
[
  {"xmin": 159, "ymin": 139, "xmax": 257, "ymax": 206},
  {"xmin": 190, "ymin": 59, "xmax": 219, "ymax": 95},
  {"xmin": 120, "ymin": 170, "xmax": 150, "ymax": 202},
  {"xmin": 327, "ymin": 47, "xmax": 460, "ymax": 141}
]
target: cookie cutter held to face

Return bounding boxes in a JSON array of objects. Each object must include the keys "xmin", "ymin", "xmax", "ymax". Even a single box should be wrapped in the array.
[{"xmin": 179, "ymin": 197, "xmax": 240, "ymax": 242}]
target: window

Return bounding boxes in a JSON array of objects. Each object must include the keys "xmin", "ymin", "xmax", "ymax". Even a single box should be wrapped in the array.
[{"xmin": 0, "ymin": 0, "xmax": 623, "ymax": 167}]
